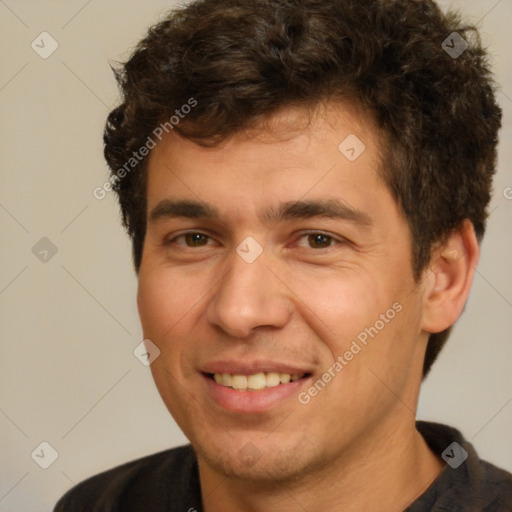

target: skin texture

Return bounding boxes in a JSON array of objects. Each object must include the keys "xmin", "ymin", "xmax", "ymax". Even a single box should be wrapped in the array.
[{"xmin": 137, "ymin": 104, "xmax": 478, "ymax": 511}]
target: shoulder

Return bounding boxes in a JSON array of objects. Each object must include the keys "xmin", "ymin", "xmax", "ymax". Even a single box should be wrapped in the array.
[
  {"xmin": 53, "ymin": 444, "xmax": 201, "ymax": 512},
  {"xmin": 478, "ymin": 459, "xmax": 512, "ymax": 510},
  {"xmin": 412, "ymin": 421, "xmax": 512, "ymax": 511}
]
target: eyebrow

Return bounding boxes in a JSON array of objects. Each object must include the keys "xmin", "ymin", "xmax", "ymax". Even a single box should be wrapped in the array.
[{"xmin": 148, "ymin": 198, "xmax": 372, "ymax": 228}]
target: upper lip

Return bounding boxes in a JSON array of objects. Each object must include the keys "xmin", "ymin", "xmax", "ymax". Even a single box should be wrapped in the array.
[{"xmin": 202, "ymin": 360, "xmax": 312, "ymax": 376}]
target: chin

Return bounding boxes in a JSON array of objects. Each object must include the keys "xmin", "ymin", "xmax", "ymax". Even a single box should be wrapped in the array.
[{"xmin": 194, "ymin": 435, "xmax": 326, "ymax": 484}]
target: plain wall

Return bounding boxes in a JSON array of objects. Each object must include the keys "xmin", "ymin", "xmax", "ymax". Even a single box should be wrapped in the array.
[{"xmin": 0, "ymin": 1, "xmax": 511, "ymax": 510}]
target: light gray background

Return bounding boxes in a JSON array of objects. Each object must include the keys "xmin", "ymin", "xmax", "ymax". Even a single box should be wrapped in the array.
[{"xmin": 0, "ymin": 1, "xmax": 511, "ymax": 510}]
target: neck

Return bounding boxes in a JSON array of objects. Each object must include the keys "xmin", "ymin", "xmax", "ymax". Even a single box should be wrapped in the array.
[{"xmin": 199, "ymin": 416, "xmax": 444, "ymax": 512}]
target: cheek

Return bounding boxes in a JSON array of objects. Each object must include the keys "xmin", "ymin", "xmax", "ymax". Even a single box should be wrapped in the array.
[
  {"xmin": 334, "ymin": 292, "xmax": 423, "ymax": 399},
  {"xmin": 137, "ymin": 269, "xmax": 200, "ymax": 400},
  {"xmin": 291, "ymin": 269, "xmax": 385, "ymax": 342},
  {"xmin": 137, "ymin": 267, "xmax": 198, "ymax": 339},
  {"xmin": 296, "ymin": 268, "xmax": 417, "ymax": 377}
]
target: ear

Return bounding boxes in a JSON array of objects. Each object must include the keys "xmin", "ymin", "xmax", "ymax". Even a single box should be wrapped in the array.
[{"xmin": 420, "ymin": 220, "xmax": 480, "ymax": 334}]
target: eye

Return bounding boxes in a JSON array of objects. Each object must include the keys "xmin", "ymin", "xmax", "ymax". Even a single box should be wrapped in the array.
[
  {"xmin": 166, "ymin": 231, "xmax": 343, "ymax": 250},
  {"xmin": 169, "ymin": 232, "xmax": 212, "ymax": 247},
  {"xmin": 296, "ymin": 232, "xmax": 340, "ymax": 249}
]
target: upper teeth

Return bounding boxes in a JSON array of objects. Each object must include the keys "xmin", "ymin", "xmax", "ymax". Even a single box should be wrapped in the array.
[{"xmin": 213, "ymin": 372, "xmax": 305, "ymax": 391}]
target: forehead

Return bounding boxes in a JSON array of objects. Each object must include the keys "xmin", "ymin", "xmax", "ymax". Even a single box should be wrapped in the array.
[{"xmin": 144, "ymin": 103, "xmax": 392, "ymax": 226}]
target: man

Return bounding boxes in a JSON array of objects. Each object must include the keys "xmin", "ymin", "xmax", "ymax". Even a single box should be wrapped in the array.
[{"xmin": 55, "ymin": 0, "xmax": 511, "ymax": 510}]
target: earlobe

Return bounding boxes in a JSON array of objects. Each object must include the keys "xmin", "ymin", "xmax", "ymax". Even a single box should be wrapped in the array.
[{"xmin": 420, "ymin": 220, "xmax": 480, "ymax": 334}]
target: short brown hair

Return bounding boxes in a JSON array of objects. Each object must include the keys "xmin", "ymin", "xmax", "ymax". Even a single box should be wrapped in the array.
[{"xmin": 103, "ymin": 0, "xmax": 502, "ymax": 377}]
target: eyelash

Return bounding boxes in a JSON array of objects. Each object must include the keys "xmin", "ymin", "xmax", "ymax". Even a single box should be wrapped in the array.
[{"xmin": 166, "ymin": 231, "xmax": 344, "ymax": 250}]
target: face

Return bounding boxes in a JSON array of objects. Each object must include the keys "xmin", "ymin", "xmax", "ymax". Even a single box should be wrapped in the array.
[{"xmin": 137, "ymin": 104, "xmax": 429, "ymax": 483}]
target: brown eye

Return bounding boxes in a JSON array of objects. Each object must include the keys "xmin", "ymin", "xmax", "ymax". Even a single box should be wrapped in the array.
[
  {"xmin": 168, "ymin": 232, "xmax": 212, "ymax": 247},
  {"xmin": 183, "ymin": 233, "xmax": 209, "ymax": 247},
  {"xmin": 307, "ymin": 233, "xmax": 335, "ymax": 249}
]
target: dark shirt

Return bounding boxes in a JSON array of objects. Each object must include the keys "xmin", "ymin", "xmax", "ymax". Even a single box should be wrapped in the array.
[{"xmin": 54, "ymin": 421, "xmax": 512, "ymax": 511}]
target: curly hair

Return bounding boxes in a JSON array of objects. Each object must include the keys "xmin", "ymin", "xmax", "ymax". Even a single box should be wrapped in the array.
[{"xmin": 103, "ymin": 0, "xmax": 502, "ymax": 378}]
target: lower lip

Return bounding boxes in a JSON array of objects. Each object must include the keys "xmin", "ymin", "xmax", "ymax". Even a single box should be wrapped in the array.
[{"xmin": 202, "ymin": 374, "xmax": 311, "ymax": 413}]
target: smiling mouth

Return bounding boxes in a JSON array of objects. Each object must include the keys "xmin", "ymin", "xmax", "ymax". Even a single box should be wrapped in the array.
[{"xmin": 207, "ymin": 372, "xmax": 310, "ymax": 391}]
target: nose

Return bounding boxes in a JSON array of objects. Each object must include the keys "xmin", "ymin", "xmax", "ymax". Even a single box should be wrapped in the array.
[{"xmin": 206, "ymin": 249, "xmax": 292, "ymax": 339}]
